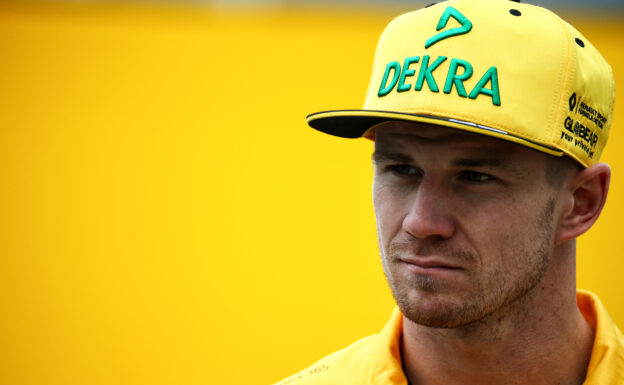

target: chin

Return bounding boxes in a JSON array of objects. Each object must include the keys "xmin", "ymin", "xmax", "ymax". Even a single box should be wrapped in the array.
[
  {"xmin": 394, "ymin": 288, "xmax": 483, "ymax": 329},
  {"xmin": 401, "ymin": 307, "xmax": 473, "ymax": 328}
]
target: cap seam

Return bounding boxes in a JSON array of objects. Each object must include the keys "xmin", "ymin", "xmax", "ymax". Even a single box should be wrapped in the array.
[{"xmin": 536, "ymin": 5, "xmax": 579, "ymax": 163}]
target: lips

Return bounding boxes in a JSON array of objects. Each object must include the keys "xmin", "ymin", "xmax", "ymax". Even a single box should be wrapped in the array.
[{"xmin": 399, "ymin": 256, "xmax": 463, "ymax": 271}]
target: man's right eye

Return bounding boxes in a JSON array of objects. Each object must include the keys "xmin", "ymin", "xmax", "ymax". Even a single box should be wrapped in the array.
[{"xmin": 388, "ymin": 164, "xmax": 420, "ymax": 176}]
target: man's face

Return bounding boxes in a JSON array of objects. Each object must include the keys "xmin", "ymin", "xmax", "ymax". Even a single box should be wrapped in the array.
[{"xmin": 373, "ymin": 121, "xmax": 560, "ymax": 328}]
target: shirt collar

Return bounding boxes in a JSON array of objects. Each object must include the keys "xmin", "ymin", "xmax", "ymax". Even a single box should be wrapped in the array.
[{"xmin": 367, "ymin": 290, "xmax": 624, "ymax": 384}]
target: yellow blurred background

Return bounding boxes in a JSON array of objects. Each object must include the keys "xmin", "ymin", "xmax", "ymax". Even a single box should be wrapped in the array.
[{"xmin": 0, "ymin": 1, "xmax": 622, "ymax": 384}]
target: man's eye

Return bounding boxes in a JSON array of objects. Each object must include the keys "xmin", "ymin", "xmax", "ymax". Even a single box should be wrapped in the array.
[
  {"xmin": 460, "ymin": 171, "xmax": 493, "ymax": 183},
  {"xmin": 389, "ymin": 165, "xmax": 420, "ymax": 175}
]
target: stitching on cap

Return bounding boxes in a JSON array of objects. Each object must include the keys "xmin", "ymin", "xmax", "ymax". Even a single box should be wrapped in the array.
[{"xmin": 533, "ymin": 5, "xmax": 576, "ymax": 158}]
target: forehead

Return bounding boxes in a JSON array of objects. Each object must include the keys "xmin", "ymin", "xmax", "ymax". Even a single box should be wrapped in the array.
[
  {"xmin": 373, "ymin": 121, "xmax": 542, "ymax": 159},
  {"xmin": 372, "ymin": 121, "xmax": 557, "ymax": 182}
]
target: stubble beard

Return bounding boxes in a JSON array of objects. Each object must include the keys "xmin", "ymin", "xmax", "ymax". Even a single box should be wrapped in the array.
[{"xmin": 382, "ymin": 199, "xmax": 555, "ymax": 329}]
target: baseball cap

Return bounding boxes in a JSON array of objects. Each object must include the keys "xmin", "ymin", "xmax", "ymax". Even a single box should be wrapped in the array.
[{"xmin": 306, "ymin": 0, "xmax": 616, "ymax": 167}]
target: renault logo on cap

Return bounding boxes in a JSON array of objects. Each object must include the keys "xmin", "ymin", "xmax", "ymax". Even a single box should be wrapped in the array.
[{"xmin": 569, "ymin": 93, "xmax": 578, "ymax": 112}]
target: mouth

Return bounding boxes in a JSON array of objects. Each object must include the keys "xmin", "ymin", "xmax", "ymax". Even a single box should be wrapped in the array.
[{"xmin": 399, "ymin": 256, "xmax": 463, "ymax": 275}]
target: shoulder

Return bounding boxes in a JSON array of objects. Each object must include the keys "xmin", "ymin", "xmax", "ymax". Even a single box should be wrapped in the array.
[
  {"xmin": 271, "ymin": 308, "xmax": 406, "ymax": 385},
  {"xmin": 271, "ymin": 334, "xmax": 379, "ymax": 385},
  {"xmin": 577, "ymin": 290, "xmax": 624, "ymax": 384}
]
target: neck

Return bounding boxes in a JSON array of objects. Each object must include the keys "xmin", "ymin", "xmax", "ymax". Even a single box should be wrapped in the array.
[{"xmin": 400, "ymin": 240, "xmax": 595, "ymax": 385}]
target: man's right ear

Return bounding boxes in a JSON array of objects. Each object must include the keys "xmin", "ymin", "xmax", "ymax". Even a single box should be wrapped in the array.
[{"xmin": 555, "ymin": 163, "xmax": 611, "ymax": 245}]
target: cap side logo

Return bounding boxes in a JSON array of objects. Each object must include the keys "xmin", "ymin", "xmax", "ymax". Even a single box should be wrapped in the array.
[{"xmin": 425, "ymin": 7, "xmax": 472, "ymax": 49}]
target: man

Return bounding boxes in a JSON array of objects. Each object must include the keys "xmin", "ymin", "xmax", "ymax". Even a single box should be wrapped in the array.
[{"xmin": 276, "ymin": 0, "xmax": 623, "ymax": 384}]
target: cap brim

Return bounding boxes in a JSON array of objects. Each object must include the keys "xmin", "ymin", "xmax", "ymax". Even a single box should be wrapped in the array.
[{"xmin": 307, "ymin": 109, "xmax": 563, "ymax": 157}]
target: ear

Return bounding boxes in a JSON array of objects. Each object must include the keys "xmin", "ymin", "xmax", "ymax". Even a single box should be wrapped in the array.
[{"xmin": 555, "ymin": 163, "xmax": 611, "ymax": 245}]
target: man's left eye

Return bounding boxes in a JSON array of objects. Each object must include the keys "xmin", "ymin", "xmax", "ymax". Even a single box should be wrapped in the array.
[{"xmin": 460, "ymin": 171, "xmax": 493, "ymax": 183}]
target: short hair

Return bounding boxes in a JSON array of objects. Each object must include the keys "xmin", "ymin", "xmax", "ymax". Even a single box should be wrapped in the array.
[{"xmin": 545, "ymin": 155, "xmax": 582, "ymax": 188}]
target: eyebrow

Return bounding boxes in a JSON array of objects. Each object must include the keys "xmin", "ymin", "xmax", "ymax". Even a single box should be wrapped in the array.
[
  {"xmin": 372, "ymin": 152, "xmax": 522, "ymax": 174},
  {"xmin": 453, "ymin": 155, "xmax": 528, "ymax": 179},
  {"xmin": 371, "ymin": 152, "xmax": 413, "ymax": 164},
  {"xmin": 452, "ymin": 158, "xmax": 503, "ymax": 168},
  {"xmin": 371, "ymin": 152, "xmax": 506, "ymax": 166}
]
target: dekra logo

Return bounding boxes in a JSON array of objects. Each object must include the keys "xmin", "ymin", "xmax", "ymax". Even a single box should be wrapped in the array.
[{"xmin": 377, "ymin": 7, "xmax": 501, "ymax": 106}]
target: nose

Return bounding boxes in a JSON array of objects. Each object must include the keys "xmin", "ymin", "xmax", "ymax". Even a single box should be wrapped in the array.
[{"xmin": 402, "ymin": 177, "xmax": 455, "ymax": 240}]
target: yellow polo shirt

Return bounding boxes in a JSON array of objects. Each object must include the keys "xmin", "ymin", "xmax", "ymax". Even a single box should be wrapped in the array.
[{"xmin": 274, "ymin": 290, "xmax": 624, "ymax": 385}]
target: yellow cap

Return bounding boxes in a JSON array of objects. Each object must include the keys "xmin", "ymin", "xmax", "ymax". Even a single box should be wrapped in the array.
[{"xmin": 307, "ymin": 0, "xmax": 616, "ymax": 166}]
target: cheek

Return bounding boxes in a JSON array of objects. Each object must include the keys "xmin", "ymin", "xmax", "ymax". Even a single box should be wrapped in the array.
[
  {"xmin": 468, "ymin": 201, "xmax": 550, "ymax": 270},
  {"xmin": 373, "ymin": 184, "xmax": 406, "ymax": 251}
]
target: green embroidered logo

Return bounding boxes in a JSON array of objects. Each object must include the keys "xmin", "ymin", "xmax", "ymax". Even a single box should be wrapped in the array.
[
  {"xmin": 376, "ymin": 6, "xmax": 501, "ymax": 106},
  {"xmin": 425, "ymin": 7, "xmax": 472, "ymax": 49}
]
